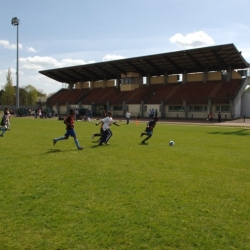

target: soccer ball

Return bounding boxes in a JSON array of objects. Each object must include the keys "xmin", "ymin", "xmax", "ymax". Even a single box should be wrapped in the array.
[{"xmin": 169, "ymin": 140, "xmax": 175, "ymax": 146}]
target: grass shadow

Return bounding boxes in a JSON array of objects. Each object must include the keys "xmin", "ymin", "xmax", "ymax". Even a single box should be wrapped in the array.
[
  {"xmin": 209, "ymin": 128, "xmax": 250, "ymax": 136},
  {"xmin": 45, "ymin": 149, "xmax": 62, "ymax": 153}
]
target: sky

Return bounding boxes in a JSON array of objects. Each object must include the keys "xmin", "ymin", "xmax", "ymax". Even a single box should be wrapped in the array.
[{"xmin": 1, "ymin": 0, "xmax": 250, "ymax": 95}]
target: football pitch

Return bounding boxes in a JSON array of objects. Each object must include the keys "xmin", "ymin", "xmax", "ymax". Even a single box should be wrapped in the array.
[{"xmin": 0, "ymin": 117, "xmax": 250, "ymax": 250}]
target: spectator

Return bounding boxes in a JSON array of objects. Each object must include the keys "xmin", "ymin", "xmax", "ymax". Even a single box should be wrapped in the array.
[
  {"xmin": 125, "ymin": 110, "xmax": 131, "ymax": 124},
  {"xmin": 209, "ymin": 113, "xmax": 213, "ymax": 121},
  {"xmin": 154, "ymin": 109, "xmax": 158, "ymax": 117},
  {"xmin": 218, "ymin": 112, "xmax": 221, "ymax": 123}
]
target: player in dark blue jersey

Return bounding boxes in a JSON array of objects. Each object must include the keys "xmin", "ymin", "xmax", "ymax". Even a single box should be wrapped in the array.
[{"xmin": 140, "ymin": 117, "xmax": 158, "ymax": 144}]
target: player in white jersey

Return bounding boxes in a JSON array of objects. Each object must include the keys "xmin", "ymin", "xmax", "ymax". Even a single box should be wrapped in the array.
[{"xmin": 95, "ymin": 111, "xmax": 120, "ymax": 145}]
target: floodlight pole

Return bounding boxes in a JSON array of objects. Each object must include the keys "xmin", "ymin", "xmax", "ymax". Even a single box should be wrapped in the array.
[{"xmin": 11, "ymin": 17, "xmax": 20, "ymax": 109}]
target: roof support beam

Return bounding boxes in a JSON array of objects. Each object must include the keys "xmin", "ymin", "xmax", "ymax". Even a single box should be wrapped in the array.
[
  {"xmin": 107, "ymin": 63, "xmax": 127, "ymax": 76},
  {"xmin": 125, "ymin": 61, "xmax": 146, "ymax": 75},
  {"xmin": 144, "ymin": 59, "xmax": 162, "ymax": 72},
  {"xmin": 163, "ymin": 56, "xmax": 182, "ymax": 72}
]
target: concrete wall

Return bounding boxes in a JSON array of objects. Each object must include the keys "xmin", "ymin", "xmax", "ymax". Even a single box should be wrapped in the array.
[
  {"xmin": 120, "ymin": 83, "xmax": 140, "ymax": 91},
  {"xmin": 241, "ymin": 91, "xmax": 250, "ymax": 117},
  {"xmin": 186, "ymin": 73, "xmax": 203, "ymax": 82},
  {"xmin": 207, "ymin": 71, "xmax": 222, "ymax": 81}
]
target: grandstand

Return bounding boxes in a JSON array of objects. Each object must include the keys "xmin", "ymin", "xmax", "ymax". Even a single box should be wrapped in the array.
[{"xmin": 40, "ymin": 44, "xmax": 250, "ymax": 119}]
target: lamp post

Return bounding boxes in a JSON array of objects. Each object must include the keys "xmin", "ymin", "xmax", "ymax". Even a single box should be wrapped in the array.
[{"xmin": 11, "ymin": 17, "xmax": 20, "ymax": 109}]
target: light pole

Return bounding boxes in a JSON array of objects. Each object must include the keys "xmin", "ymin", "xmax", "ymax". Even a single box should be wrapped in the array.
[{"xmin": 11, "ymin": 17, "xmax": 20, "ymax": 109}]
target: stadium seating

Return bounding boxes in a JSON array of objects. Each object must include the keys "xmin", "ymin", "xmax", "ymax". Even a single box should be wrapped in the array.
[
  {"xmin": 47, "ymin": 89, "xmax": 88, "ymax": 105},
  {"xmin": 47, "ymin": 79, "xmax": 243, "ymax": 108}
]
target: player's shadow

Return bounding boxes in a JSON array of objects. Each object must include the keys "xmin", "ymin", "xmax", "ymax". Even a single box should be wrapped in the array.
[
  {"xmin": 45, "ymin": 148, "xmax": 81, "ymax": 153},
  {"xmin": 209, "ymin": 128, "xmax": 250, "ymax": 136},
  {"xmin": 45, "ymin": 149, "xmax": 62, "ymax": 153},
  {"xmin": 90, "ymin": 144, "xmax": 109, "ymax": 148}
]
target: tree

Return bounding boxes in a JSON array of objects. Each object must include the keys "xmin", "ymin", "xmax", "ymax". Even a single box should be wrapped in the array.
[
  {"xmin": 0, "ymin": 69, "xmax": 15, "ymax": 105},
  {"xmin": 24, "ymin": 85, "xmax": 38, "ymax": 105}
]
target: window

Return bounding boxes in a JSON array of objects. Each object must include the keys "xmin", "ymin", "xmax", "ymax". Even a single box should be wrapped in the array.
[
  {"xmin": 188, "ymin": 106, "xmax": 207, "ymax": 112},
  {"xmin": 216, "ymin": 106, "xmax": 230, "ymax": 112},
  {"xmin": 113, "ymin": 106, "xmax": 122, "ymax": 111},
  {"xmin": 121, "ymin": 77, "xmax": 141, "ymax": 84},
  {"xmin": 169, "ymin": 106, "xmax": 184, "ymax": 112}
]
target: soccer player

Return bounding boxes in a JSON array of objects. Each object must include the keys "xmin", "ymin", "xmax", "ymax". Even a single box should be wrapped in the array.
[
  {"xmin": 53, "ymin": 109, "xmax": 84, "ymax": 150},
  {"xmin": 4, "ymin": 108, "xmax": 11, "ymax": 130},
  {"xmin": 0, "ymin": 110, "xmax": 9, "ymax": 137},
  {"xmin": 95, "ymin": 111, "xmax": 120, "ymax": 145},
  {"xmin": 92, "ymin": 110, "xmax": 107, "ymax": 142},
  {"xmin": 140, "ymin": 117, "xmax": 158, "ymax": 144}
]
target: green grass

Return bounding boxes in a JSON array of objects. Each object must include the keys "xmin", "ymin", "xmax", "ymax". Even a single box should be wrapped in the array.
[{"xmin": 0, "ymin": 117, "xmax": 250, "ymax": 249}]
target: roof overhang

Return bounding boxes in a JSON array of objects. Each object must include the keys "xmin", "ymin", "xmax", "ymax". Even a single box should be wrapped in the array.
[{"xmin": 39, "ymin": 43, "xmax": 249, "ymax": 84}]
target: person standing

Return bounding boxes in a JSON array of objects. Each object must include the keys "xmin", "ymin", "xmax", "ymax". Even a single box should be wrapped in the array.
[
  {"xmin": 150, "ymin": 109, "xmax": 154, "ymax": 119},
  {"xmin": 218, "ymin": 112, "xmax": 221, "ymax": 123},
  {"xmin": 96, "ymin": 111, "xmax": 120, "ymax": 145},
  {"xmin": 53, "ymin": 109, "xmax": 84, "ymax": 150},
  {"xmin": 148, "ymin": 109, "xmax": 151, "ymax": 119},
  {"xmin": 140, "ymin": 117, "xmax": 158, "ymax": 144},
  {"xmin": 125, "ymin": 110, "xmax": 131, "ymax": 124},
  {"xmin": 154, "ymin": 108, "xmax": 158, "ymax": 118},
  {"xmin": 209, "ymin": 112, "xmax": 213, "ymax": 121}
]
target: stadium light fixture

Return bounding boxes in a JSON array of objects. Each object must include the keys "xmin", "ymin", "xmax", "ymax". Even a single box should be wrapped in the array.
[{"xmin": 11, "ymin": 17, "xmax": 20, "ymax": 109}]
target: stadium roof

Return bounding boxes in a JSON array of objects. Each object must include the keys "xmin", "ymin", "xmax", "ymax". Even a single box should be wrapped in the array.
[{"xmin": 39, "ymin": 43, "xmax": 249, "ymax": 84}]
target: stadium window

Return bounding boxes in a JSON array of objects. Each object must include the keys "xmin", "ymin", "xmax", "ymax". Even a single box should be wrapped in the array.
[
  {"xmin": 194, "ymin": 106, "xmax": 202, "ymax": 112},
  {"xmin": 188, "ymin": 106, "xmax": 207, "ymax": 112},
  {"xmin": 215, "ymin": 106, "xmax": 230, "ymax": 112},
  {"xmin": 113, "ymin": 106, "xmax": 122, "ymax": 111},
  {"xmin": 221, "ymin": 106, "xmax": 230, "ymax": 112},
  {"xmin": 169, "ymin": 106, "xmax": 184, "ymax": 112},
  {"xmin": 121, "ymin": 77, "xmax": 141, "ymax": 84}
]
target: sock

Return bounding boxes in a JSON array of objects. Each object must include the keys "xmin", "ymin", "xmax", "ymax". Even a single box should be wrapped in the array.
[
  {"xmin": 143, "ymin": 136, "xmax": 150, "ymax": 142},
  {"xmin": 55, "ymin": 136, "xmax": 66, "ymax": 141},
  {"xmin": 0, "ymin": 127, "xmax": 6, "ymax": 135},
  {"xmin": 74, "ymin": 139, "xmax": 81, "ymax": 148}
]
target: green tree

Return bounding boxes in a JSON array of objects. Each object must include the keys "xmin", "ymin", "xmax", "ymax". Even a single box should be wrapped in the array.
[
  {"xmin": 1, "ymin": 68, "xmax": 15, "ymax": 105},
  {"xmin": 19, "ymin": 87, "xmax": 27, "ymax": 105},
  {"xmin": 24, "ymin": 85, "xmax": 38, "ymax": 105}
]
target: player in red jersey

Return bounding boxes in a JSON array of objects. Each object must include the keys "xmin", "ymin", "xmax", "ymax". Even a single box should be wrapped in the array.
[{"xmin": 53, "ymin": 109, "xmax": 84, "ymax": 150}]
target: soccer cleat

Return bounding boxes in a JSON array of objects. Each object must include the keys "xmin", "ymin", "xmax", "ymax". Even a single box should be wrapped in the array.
[
  {"xmin": 140, "ymin": 133, "xmax": 143, "ymax": 137},
  {"xmin": 141, "ymin": 141, "xmax": 146, "ymax": 144},
  {"xmin": 78, "ymin": 146, "xmax": 84, "ymax": 150},
  {"xmin": 104, "ymin": 142, "xmax": 109, "ymax": 145},
  {"xmin": 0, "ymin": 134, "xmax": 4, "ymax": 137},
  {"xmin": 53, "ymin": 139, "xmax": 57, "ymax": 145}
]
